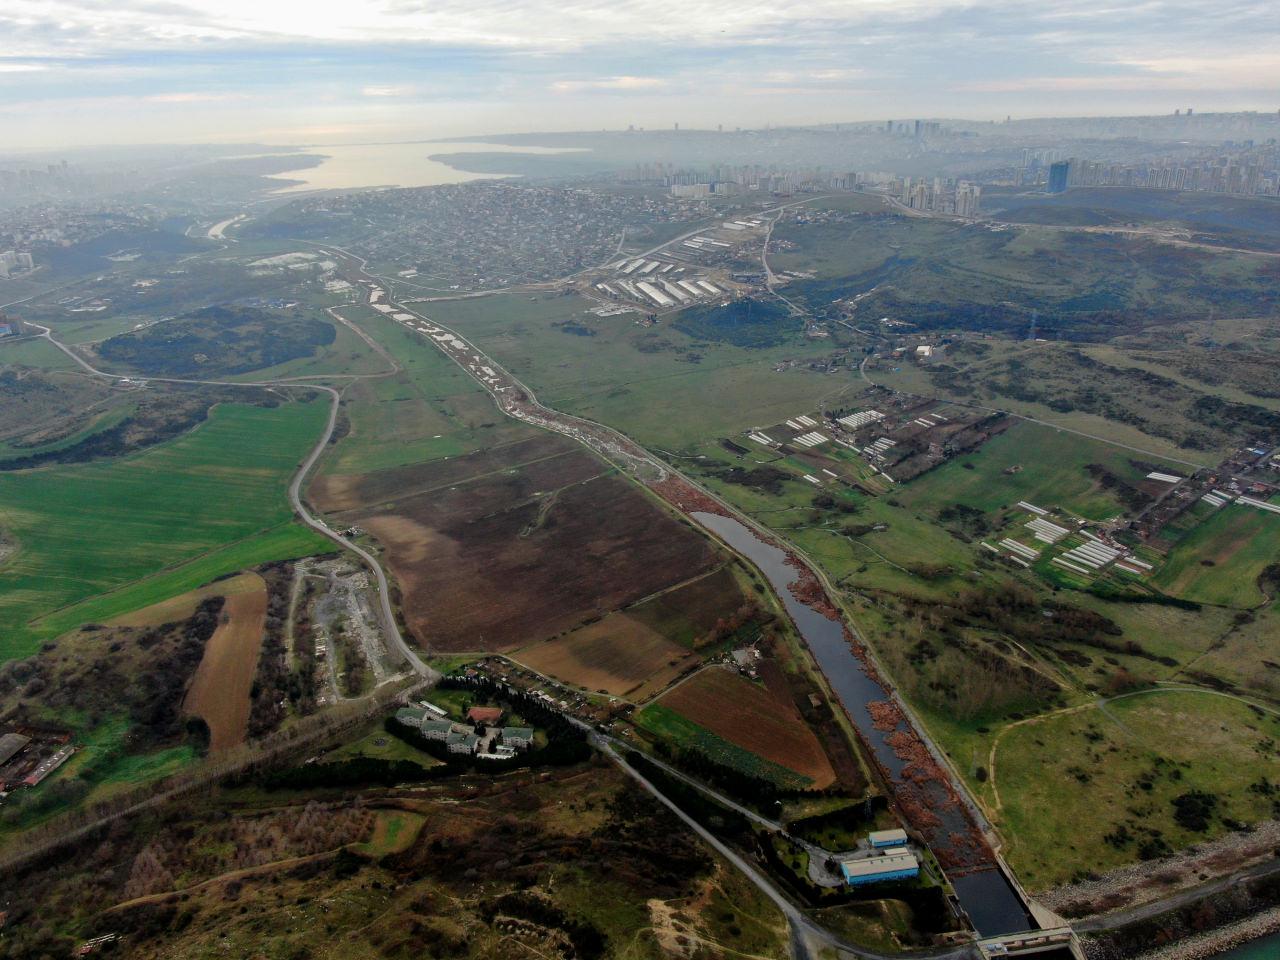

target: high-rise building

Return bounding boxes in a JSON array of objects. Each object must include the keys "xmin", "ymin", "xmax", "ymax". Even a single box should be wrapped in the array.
[{"xmin": 1047, "ymin": 161, "xmax": 1071, "ymax": 194}]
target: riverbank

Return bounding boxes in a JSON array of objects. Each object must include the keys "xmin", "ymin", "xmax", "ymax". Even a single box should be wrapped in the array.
[{"xmin": 1133, "ymin": 907, "xmax": 1280, "ymax": 960}]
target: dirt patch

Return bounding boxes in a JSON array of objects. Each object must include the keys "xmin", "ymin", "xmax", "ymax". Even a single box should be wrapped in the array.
[
  {"xmin": 183, "ymin": 577, "xmax": 268, "ymax": 751},
  {"xmin": 347, "ymin": 450, "xmax": 721, "ymax": 652},
  {"xmin": 517, "ymin": 614, "xmax": 698, "ymax": 700},
  {"xmin": 311, "ymin": 434, "xmax": 574, "ymax": 513},
  {"xmin": 657, "ymin": 666, "xmax": 837, "ymax": 788}
]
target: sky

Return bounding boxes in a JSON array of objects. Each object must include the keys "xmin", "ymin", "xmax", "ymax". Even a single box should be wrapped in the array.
[{"xmin": 1, "ymin": 0, "xmax": 1278, "ymax": 150}]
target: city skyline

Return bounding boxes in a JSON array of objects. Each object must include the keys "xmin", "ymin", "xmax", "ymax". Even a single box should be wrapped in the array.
[{"xmin": 2, "ymin": 0, "xmax": 1279, "ymax": 150}]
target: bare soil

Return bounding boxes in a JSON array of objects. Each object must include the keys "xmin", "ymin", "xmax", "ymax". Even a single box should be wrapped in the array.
[
  {"xmin": 182, "ymin": 577, "xmax": 268, "ymax": 751},
  {"xmin": 517, "ymin": 614, "xmax": 698, "ymax": 700},
  {"xmin": 657, "ymin": 666, "xmax": 837, "ymax": 788}
]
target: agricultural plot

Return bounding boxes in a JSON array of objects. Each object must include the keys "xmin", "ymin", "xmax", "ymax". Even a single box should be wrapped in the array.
[
  {"xmin": 515, "ymin": 613, "xmax": 698, "ymax": 700},
  {"xmin": 182, "ymin": 578, "xmax": 269, "ymax": 752},
  {"xmin": 989, "ymin": 691, "xmax": 1280, "ymax": 891},
  {"xmin": 896, "ymin": 421, "xmax": 1172, "ymax": 521},
  {"xmin": 646, "ymin": 667, "xmax": 836, "ymax": 788},
  {"xmin": 637, "ymin": 700, "xmax": 814, "ymax": 790},
  {"xmin": 626, "ymin": 566, "xmax": 749, "ymax": 648},
  {"xmin": 0, "ymin": 400, "xmax": 332, "ymax": 660},
  {"xmin": 1153, "ymin": 503, "xmax": 1280, "ymax": 608},
  {"xmin": 325, "ymin": 437, "xmax": 722, "ymax": 652}
]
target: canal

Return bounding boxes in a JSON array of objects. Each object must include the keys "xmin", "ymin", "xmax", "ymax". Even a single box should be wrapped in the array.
[{"xmin": 692, "ymin": 511, "xmax": 1034, "ymax": 937}]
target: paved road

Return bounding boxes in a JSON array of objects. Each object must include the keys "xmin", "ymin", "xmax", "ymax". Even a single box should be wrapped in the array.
[{"xmin": 29, "ymin": 323, "xmax": 436, "ymax": 682}]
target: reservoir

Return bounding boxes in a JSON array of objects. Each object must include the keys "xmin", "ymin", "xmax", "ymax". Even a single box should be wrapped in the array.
[{"xmin": 691, "ymin": 510, "xmax": 1034, "ymax": 937}]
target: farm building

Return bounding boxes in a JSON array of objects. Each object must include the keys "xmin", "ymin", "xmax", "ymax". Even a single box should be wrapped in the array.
[
  {"xmin": 0, "ymin": 733, "xmax": 31, "ymax": 767},
  {"xmin": 467, "ymin": 706, "xmax": 504, "ymax": 725},
  {"xmin": 869, "ymin": 828, "xmax": 909, "ymax": 848},
  {"xmin": 501, "ymin": 727, "xmax": 534, "ymax": 749},
  {"xmin": 840, "ymin": 850, "xmax": 920, "ymax": 886}
]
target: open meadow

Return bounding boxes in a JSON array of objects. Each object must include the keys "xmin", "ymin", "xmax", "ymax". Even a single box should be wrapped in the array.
[{"xmin": 0, "ymin": 400, "xmax": 331, "ymax": 659}]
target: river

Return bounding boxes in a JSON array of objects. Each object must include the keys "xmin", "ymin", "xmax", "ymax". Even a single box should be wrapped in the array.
[{"xmin": 690, "ymin": 511, "xmax": 1034, "ymax": 938}]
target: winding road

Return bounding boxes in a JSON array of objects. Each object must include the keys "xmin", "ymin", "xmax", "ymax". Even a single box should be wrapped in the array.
[{"xmin": 27, "ymin": 320, "xmax": 436, "ymax": 682}]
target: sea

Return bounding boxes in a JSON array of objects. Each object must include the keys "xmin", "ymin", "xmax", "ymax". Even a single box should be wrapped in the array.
[{"xmin": 268, "ymin": 140, "xmax": 579, "ymax": 192}]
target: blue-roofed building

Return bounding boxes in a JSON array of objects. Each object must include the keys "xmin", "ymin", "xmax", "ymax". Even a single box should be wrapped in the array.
[{"xmin": 840, "ymin": 851, "xmax": 919, "ymax": 886}]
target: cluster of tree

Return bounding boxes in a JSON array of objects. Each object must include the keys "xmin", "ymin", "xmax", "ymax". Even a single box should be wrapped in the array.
[
  {"xmin": 715, "ymin": 464, "xmax": 791, "ymax": 495},
  {"xmin": 98, "ymin": 304, "xmax": 336, "ymax": 378},
  {"xmin": 0, "ymin": 391, "xmax": 228, "ymax": 472},
  {"xmin": 1085, "ymin": 463, "xmax": 1153, "ymax": 513},
  {"xmin": 263, "ymin": 756, "xmax": 446, "ymax": 791},
  {"xmin": 783, "ymin": 796, "xmax": 888, "ymax": 845},
  {"xmin": 620, "ymin": 751, "xmax": 752, "ymax": 841},
  {"xmin": 383, "ymin": 715, "xmax": 591, "ymax": 770},
  {"xmin": 672, "ymin": 298, "xmax": 792, "ymax": 349},
  {"xmin": 478, "ymin": 891, "xmax": 607, "ymax": 960},
  {"xmin": 437, "ymin": 674, "xmax": 582, "ymax": 738},
  {"xmin": 646, "ymin": 733, "xmax": 836, "ymax": 808}
]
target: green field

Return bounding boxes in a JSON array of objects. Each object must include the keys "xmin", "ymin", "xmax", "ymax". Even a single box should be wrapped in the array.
[
  {"xmin": 897, "ymin": 420, "xmax": 1168, "ymax": 521},
  {"xmin": 421, "ymin": 293, "xmax": 849, "ymax": 449},
  {"xmin": 635, "ymin": 703, "xmax": 811, "ymax": 789},
  {"xmin": 1153, "ymin": 504, "xmax": 1280, "ymax": 608},
  {"xmin": 990, "ymin": 691, "xmax": 1280, "ymax": 891},
  {"xmin": 318, "ymin": 309, "xmax": 534, "ymax": 476},
  {"xmin": 0, "ymin": 400, "xmax": 332, "ymax": 659}
]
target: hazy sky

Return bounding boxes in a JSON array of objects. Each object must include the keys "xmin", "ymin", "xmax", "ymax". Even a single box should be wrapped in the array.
[{"xmin": 2, "ymin": 0, "xmax": 1278, "ymax": 149}]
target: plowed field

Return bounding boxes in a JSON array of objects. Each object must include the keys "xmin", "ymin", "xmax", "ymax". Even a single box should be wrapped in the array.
[
  {"xmin": 182, "ymin": 576, "xmax": 268, "ymax": 751},
  {"xmin": 656, "ymin": 666, "xmax": 836, "ymax": 788}
]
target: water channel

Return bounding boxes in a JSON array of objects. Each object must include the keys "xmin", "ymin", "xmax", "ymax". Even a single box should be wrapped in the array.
[{"xmin": 691, "ymin": 511, "xmax": 1034, "ymax": 937}]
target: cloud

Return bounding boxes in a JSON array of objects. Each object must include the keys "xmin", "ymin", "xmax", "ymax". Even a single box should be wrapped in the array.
[
  {"xmin": 362, "ymin": 84, "xmax": 416, "ymax": 97},
  {"xmin": 144, "ymin": 91, "xmax": 240, "ymax": 102},
  {"xmin": 550, "ymin": 76, "xmax": 668, "ymax": 94}
]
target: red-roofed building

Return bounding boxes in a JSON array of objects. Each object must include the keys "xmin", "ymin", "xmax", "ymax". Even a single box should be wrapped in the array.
[{"xmin": 466, "ymin": 706, "xmax": 503, "ymax": 725}]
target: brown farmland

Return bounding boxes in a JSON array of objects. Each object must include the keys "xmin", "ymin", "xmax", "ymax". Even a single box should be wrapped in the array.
[
  {"xmin": 517, "ymin": 614, "xmax": 699, "ymax": 700},
  {"xmin": 333, "ymin": 438, "xmax": 723, "ymax": 651},
  {"xmin": 657, "ymin": 667, "xmax": 836, "ymax": 788},
  {"xmin": 311, "ymin": 434, "xmax": 573, "ymax": 513},
  {"xmin": 183, "ymin": 577, "xmax": 268, "ymax": 752}
]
